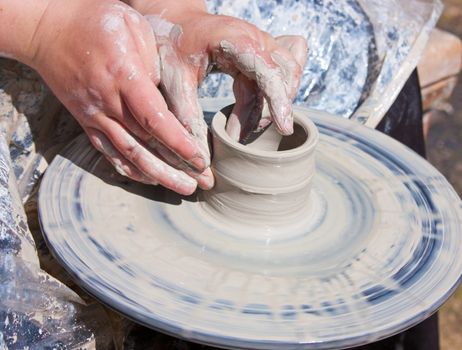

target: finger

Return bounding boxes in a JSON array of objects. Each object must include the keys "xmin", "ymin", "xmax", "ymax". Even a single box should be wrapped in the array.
[
  {"xmin": 216, "ymin": 38, "xmax": 293, "ymax": 135},
  {"xmin": 86, "ymin": 127, "xmax": 153, "ymax": 184},
  {"xmin": 226, "ymin": 74, "xmax": 264, "ymax": 142},
  {"xmin": 124, "ymin": 12, "xmax": 161, "ymax": 85},
  {"xmin": 156, "ymin": 51, "xmax": 210, "ymax": 162},
  {"xmin": 93, "ymin": 115, "xmax": 198, "ymax": 195},
  {"xmin": 196, "ymin": 168, "xmax": 214, "ymax": 191},
  {"xmin": 228, "ymin": 36, "xmax": 308, "ymax": 137},
  {"xmin": 108, "ymin": 102, "xmax": 214, "ymax": 190},
  {"xmin": 137, "ymin": 14, "xmax": 210, "ymax": 168},
  {"xmin": 148, "ymin": 139, "xmax": 215, "ymax": 190},
  {"xmin": 120, "ymin": 74, "xmax": 209, "ymax": 171}
]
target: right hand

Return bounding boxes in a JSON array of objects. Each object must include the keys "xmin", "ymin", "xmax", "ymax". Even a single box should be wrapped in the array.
[{"xmin": 26, "ymin": 0, "xmax": 213, "ymax": 195}]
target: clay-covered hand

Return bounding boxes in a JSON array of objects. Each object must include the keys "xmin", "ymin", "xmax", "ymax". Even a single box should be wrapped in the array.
[
  {"xmin": 25, "ymin": 0, "xmax": 213, "ymax": 195},
  {"xmin": 130, "ymin": 0, "xmax": 308, "ymax": 142}
]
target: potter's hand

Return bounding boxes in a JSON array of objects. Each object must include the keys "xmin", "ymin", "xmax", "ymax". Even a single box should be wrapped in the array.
[
  {"xmin": 227, "ymin": 35, "xmax": 308, "ymax": 141},
  {"xmin": 128, "ymin": 0, "xmax": 307, "ymax": 141},
  {"xmin": 25, "ymin": 0, "xmax": 213, "ymax": 195}
]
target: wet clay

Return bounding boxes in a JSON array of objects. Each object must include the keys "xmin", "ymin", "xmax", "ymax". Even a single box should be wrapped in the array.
[{"xmin": 200, "ymin": 106, "xmax": 319, "ymax": 231}]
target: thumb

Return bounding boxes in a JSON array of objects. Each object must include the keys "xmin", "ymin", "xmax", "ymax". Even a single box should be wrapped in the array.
[{"xmin": 157, "ymin": 47, "xmax": 210, "ymax": 167}]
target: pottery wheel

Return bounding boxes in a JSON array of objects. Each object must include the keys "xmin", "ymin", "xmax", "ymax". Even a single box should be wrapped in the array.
[{"xmin": 39, "ymin": 106, "xmax": 462, "ymax": 350}]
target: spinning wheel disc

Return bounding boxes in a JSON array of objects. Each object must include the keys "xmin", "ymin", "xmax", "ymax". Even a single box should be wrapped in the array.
[{"xmin": 39, "ymin": 105, "xmax": 462, "ymax": 349}]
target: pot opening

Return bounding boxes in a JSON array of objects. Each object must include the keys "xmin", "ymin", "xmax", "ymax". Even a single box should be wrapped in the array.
[
  {"xmin": 216, "ymin": 104, "xmax": 315, "ymax": 155},
  {"xmin": 242, "ymin": 121, "xmax": 308, "ymax": 152},
  {"xmin": 276, "ymin": 123, "xmax": 307, "ymax": 151}
]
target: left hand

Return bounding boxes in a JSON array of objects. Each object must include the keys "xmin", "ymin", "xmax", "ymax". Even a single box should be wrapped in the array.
[{"xmin": 27, "ymin": 0, "xmax": 214, "ymax": 194}]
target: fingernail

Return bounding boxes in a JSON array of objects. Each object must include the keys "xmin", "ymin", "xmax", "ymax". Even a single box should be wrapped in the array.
[
  {"xmin": 180, "ymin": 170, "xmax": 197, "ymax": 184},
  {"xmin": 197, "ymin": 169, "xmax": 215, "ymax": 190},
  {"xmin": 114, "ymin": 164, "xmax": 129, "ymax": 177},
  {"xmin": 177, "ymin": 174, "xmax": 198, "ymax": 195},
  {"xmin": 145, "ymin": 178, "xmax": 159, "ymax": 186},
  {"xmin": 225, "ymin": 113, "xmax": 241, "ymax": 141},
  {"xmin": 190, "ymin": 155, "xmax": 208, "ymax": 171},
  {"xmin": 283, "ymin": 116, "xmax": 294, "ymax": 135},
  {"xmin": 226, "ymin": 124, "xmax": 241, "ymax": 141}
]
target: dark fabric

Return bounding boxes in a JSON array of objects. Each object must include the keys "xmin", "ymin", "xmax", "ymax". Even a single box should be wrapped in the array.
[
  {"xmin": 376, "ymin": 69, "xmax": 426, "ymax": 158},
  {"xmin": 124, "ymin": 70, "xmax": 440, "ymax": 350}
]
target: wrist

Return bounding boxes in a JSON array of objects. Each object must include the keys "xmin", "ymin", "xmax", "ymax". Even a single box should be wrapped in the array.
[{"xmin": 0, "ymin": 0, "xmax": 53, "ymax": 65}]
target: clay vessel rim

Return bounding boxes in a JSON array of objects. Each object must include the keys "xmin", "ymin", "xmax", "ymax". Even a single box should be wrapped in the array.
[{"xmin": 212, "ymin": 110, "xmax": 319, "ymax": 159}]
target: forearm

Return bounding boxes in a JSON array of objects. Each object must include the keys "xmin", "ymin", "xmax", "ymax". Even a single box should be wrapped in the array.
[
  {"xmin": 123, "ymin": 0, "xmax": 207, "ymax": 17},
  {"xmin": 0, "ymin": 0, "xmax": 51, "ymax": 64}
]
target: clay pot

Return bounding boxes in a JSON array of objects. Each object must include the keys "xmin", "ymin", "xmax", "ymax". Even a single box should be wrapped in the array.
[{"xmin": 201, "ymin": 106, "xmax": 319, "ymax": 230}]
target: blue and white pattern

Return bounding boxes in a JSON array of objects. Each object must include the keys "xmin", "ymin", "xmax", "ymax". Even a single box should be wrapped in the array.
[
  {"xmin": 0, "ymin": 59, "xmax": 101, "ymax": 350},
  {"xmin": 39, "ymin": 105, "xmax": 462, "ymax": 349},
  {"xmin": 200, "ymin": 0, "xmax": 442, "ymax": 124},
  {"xmin": 201, "ymin": 0, "xmax": 375, "ymax": 118}
]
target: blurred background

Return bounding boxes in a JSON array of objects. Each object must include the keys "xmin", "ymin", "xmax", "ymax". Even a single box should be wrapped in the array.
[{"xmin": 426, "ymin": 0, "xmax": 462, "ymax": 348}]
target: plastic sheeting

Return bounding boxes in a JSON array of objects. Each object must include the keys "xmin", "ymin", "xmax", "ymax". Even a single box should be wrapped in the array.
[
  {"xmin": 201, "ymin": 0, "xmax": 443, "ymax": 127},
  {"xmin": 0, "ymin": 135, "xmax": 94, "ymax": 349},
  {"xmin": 0, "ymin": 0, "xmax": 442, "ymax": 348},
  {"xmin": 0, "ymin": 61, "xmax": 113, "ymax": 350}
]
